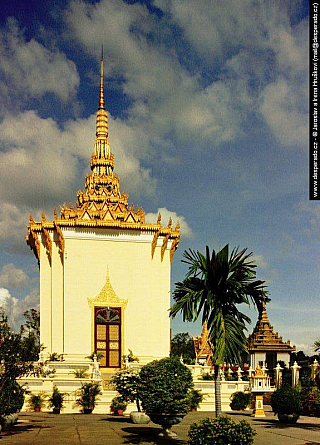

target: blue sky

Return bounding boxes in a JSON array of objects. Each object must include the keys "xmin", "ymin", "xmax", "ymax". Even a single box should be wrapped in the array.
[{"xmin": 0, "ymin": 0, "xmax": 314, "ymax": 353}]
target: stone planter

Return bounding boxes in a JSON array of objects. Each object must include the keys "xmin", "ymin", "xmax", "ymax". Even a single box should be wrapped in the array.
[
  {"xmin": 130, "ymin": 411, "xmax": 150, "ymax": 424},
  {"xmin": 148, "ymin": 413, "xmax": 186, "ymax": 438},
  {"xmin": 52, "ymin": 408, "xmax": 61, "ymax": 414},
  {"xmin": 83, "ymin": 408, "xmax": 93, "ymax": 414},
  {"xmin": 34, "ymin": 407, "xmax": 41, "ymax": 413},
  {"xmin": 278, "ymin": 413, "xmax": 299, "ymax": 424},
  {"xmin": 2, "ymin": 413, "xmax": 18, "ymax": 429}
]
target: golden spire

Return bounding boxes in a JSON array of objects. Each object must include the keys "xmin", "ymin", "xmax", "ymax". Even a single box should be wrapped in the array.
[
  {"xmin": 91, "ymin": 47, "xmax": 113, "ymax": 177},
  {"xmin": 259, "ymin": 301, "xmax": 270, "ymax": 324},
  {"xmin": 99, "ymin": 45, "xmax": 105, "ymax": 110},
  {"xmin": 95, "ymin": 46, "xmax": 109, "ymax": 141}
]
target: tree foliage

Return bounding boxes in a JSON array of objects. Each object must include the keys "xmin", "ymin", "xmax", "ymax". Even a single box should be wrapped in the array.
[
  {"xmin": 138, "ymin": 357, "xmax": 193, "ymax": 414},
  {"xmin": 270, "ymin": 386, "xmax": 302, "ymax": 415},
  {"xmin": 0, "ymin": 310, "xmax": 42, "ymax": 418},
  {"xmin": 170, "ymin": 332, "xmax": 196, "ymax": 364},
  {"xmin": 112, "ymin": 368, "xmax": 141, "ymax": 411},
  {"xmin": 170, "ymin": 245, "xmax": 268, "ymax": 365},
  {"xmin": 170, "ymin": 244, "xmax": 268, "ymax": 416},
  {"xmin": 0, "ymin": 311, "xmax": 41, "ymax": 390}
]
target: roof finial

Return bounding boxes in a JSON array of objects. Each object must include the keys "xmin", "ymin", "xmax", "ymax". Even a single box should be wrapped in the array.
[{"xmin": 99, "ymin": 45, "xmax": 105, "ymax": 110}]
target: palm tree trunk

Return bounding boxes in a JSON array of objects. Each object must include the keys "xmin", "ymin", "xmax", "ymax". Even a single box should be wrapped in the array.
[{"xmin": 214, "ymin": 364, "xmax": 222, "ymax": 417}]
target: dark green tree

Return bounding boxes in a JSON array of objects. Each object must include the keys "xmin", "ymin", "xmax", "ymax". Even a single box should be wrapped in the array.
[
  {"xmin": 0, "ymin": 310, "xmax": 42, "ymax": 420},
  {"xmin": 169, "ymin": 245, "xmax": 268, "ymax": 417},
  {"xmin": 23, "ymin": 309, "xmax": 40, "ymax": 342},
  {"xmin": 171, "ymin": 332, "xmax": 196, "ymax": 364}
]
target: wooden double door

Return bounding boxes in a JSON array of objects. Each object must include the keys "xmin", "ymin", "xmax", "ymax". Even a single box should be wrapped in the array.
[{"xmin": 94, "ymin": 306, "xmax": 121, "ymax": 368}]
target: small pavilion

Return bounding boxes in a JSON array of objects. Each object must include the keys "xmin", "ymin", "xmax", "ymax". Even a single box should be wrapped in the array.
[{"xmin": 248, "ymin": 303, "xmax": 295, "ymax": 370}]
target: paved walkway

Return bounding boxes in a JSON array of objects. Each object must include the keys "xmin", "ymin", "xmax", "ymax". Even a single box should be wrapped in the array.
[{"xmin": 1, "ymin": 408, "xmax": 320, "ymax": 445}]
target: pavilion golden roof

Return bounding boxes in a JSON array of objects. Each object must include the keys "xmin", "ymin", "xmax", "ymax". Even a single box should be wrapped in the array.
[
  {"xmin": 248, "ymin": 303, "xmax": 295, "ymax": 353},
  {"xmin": 193, "ymin": 321, "xmax": 214, "ymax": 365},
  {"xmin": 26, "ymin": 56, "xmax": 180, "ymax": 264}
]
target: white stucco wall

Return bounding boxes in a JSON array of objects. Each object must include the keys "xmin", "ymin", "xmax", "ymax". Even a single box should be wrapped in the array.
[{"xmin": 39, "ymin": 227, "xmax": 172, "ymax": 364}]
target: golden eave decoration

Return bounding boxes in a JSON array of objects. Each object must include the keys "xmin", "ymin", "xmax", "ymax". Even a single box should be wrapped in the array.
[{"xmin": 87, "ymin": 270, "xmax": 128, "ymax": 309}]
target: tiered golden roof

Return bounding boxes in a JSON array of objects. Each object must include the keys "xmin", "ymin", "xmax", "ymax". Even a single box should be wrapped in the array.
[
  {"xmin": 248, "ymin": 302, "xmax": 295, "ymax": 353},
  {"xmin": 193, "ymin": 322, "xmax": 214, "ymax": 365},
  {"xmin": 26, "ymin": 55, "xmax": 180, "ymax": 264}
]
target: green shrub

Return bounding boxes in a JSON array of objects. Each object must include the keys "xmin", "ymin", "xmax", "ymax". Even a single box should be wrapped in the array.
[
  {"xmin": 0, "ymin": 380, "xmax": 25, "ymax": 421},
  {"xmin": 189, "ymin": 389, "xmax": 204, "ymax": 410},
  {"xmin": 299, "ymin": 368, "xmax": 314, "ymax": 390},
  {"xmin": 201, "ymin": 372, "xmax": 215, "ymax": 380},
  {"xmin": 112, "ymin": 368, "xmax": 141, "ymax": 411},
  {"xmin": 270, "ymin": 385, "xmax": 302, "ymax": 415},
  {"xmin": 301, "ymin": 387, "xmax": 320, "ymax": 416},
  {"xmin": 230, "ymin": 391, "xmax": 252, "ymax": 410},
  {"xmin": 188, "ymin": 416, "xmax": 256, "ymax": 445},
  {"xmin": 110, "ymin": 396, "xmax": 128, "ymax": 411},
  {"xmin": 138, "ymin": 357, "xmax": 193, "ymax": 414}
]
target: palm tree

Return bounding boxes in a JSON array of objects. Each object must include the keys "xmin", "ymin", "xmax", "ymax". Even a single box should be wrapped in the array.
[
  {"xmin": 314, "ymin": 340, "xmax": 320, "ymax": 352},
  {"xmin": 169, "ymin": 244, "xmax": 269, "ymax": 417}
]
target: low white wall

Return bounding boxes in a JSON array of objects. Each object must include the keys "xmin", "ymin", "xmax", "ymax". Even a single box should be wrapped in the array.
[{"xmin": 19, "ymin": 362, "xmax": 251, "ymax": 414}]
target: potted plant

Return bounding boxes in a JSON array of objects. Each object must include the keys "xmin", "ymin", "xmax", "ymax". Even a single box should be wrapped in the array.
[
  {"xmin": 48, "ymin": 386, "xmax": 64, "ymax": 414},
  {"xmin": 28, "ymin": 393, "xmax": 46, "ymax": 412},
  {"xmin": 189, "ymin": 389, "xmax": 204, "ymax": 411},
  {"xmin": 188, "ymin": 416, "xmax": 256, "ymax": 445},
  {"xmin": 76, "ymin": 382, "xmax": 102, "ymax": 414},
  {"xmin": 70, "ymin": 368, "xmax": 89, "ymax": 379},
  {"xmin": 230, "ymin": 391, "xmax": 252, "ymax": 411},
  {"xmin": 110, "ymin": 396, "xmax": 128, "ymax": 416},
  {"xmin": 138, "ymin": 357, "xmax": 193, "ymax": 437},
  {"xmin": 270, "ymin": 385, "xmax": 302, "ymax": 423}
]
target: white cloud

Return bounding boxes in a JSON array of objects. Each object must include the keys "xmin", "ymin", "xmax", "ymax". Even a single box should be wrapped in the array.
[
  {"xmin": 251, "ymin": 255, "xmax": 267, "ymax": 269},
  {"xmin": 0, "ymin": 264, "xmax": 28, "ymax": 289},
  {"xmin": 0, "ymin": 17, "xmax": 79, "ymax": 107},
  {"xmin": 0, "ymin": 287, "xmax": 39, "ymax": 331},
  {"xmin": 65, "ymin": 0, "xmax": 244, "ymax": 148},
  {"xmin": 298, "ymin": 202, "xmax": 320, "ymax": 237},
  {"xmin": 0, "ymin": 111, "xmax": 80, "ymax": 208},
  {"xmin": 259, "ymin": 78, "xmax": 308, "ymax": 147},
  {"xmin": 145, "ymin": 207, "xmax": 193, "ymax": 238},
  {"xmin": 0, "ymin": 202, "xmax": 29, "ymax": 245},
  {"xmin": 155, "ymin": 0, "xmax": 308, "ymax": 148},
  {"xmin": 0, "ymin": 110, "xmax": 156, "ymax": 211}
]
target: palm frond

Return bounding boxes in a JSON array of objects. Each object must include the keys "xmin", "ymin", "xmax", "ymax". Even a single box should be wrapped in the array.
[{"xmin": 170, "ymin": 244, "xmax": 268, "ymax": 365}]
